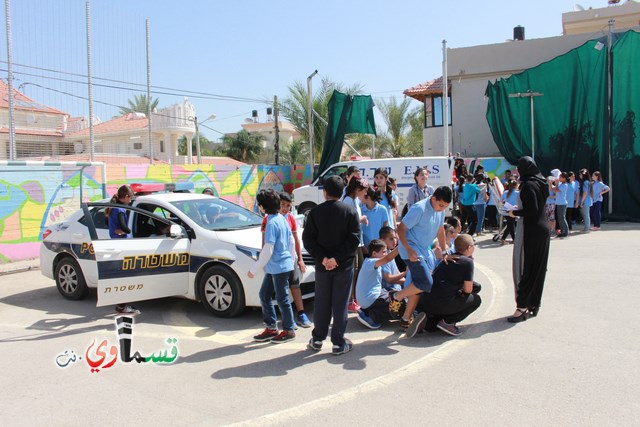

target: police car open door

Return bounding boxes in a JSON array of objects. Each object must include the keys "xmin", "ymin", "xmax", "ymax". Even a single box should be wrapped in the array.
[{"xmin": 85, "ymin": 204, "xmax": 192, "ymax": 307}]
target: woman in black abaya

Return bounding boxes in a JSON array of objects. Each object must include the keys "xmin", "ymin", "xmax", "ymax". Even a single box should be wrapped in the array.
[{"xmin": 507, "ymin": 156, "xmax": 550, "ymax": 322}]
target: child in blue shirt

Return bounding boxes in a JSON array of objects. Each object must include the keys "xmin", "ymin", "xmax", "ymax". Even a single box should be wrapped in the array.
[
  {"xmin": 361, "ymin": 187, "xmax": 389, "ymax": 249},
  {"xmin": 590, "ymin": 171, "xmax": 610, "ymax": 230},
  {"xmin": 379, "ymin": 226, "xmax": 407, "ymax": 292},
  {"xmin": 500, "ymin": 180, "xmax": 519, "ymax": 244},
  {"xmin": 249, "ymin": 189, "xmax": 296, "ymax": 343},
  {"xmin": 390, "ymin": 186, "xmax": 452, "ymax": 330},
  {"xmin": 565, "ymin": 171, "xmax": 578, "ymax": 231},
  {"xmin": 578, "ymin": 168, "xmax": 594, "ymax": 232},
  {"xmin": 555, "ymin": 172, "xmax": 570, "ymax": 237},
  {"xmin": 355, "ymin": 239, "xmax": 399, "ymax": 329}
]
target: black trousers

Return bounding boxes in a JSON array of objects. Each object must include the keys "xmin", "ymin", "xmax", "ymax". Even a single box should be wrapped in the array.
[
  {"xmin": 312, "ymin": 268, "xmax": 353, "ymax": 346},
  {"xmin": 501, "ymin": 216, "xmax": 516, "ymax": 241},
  {"xmin": 460, "ymin": 204, "xmax": 477, "ymax": 235},
  {"xmin": 486, "ymin": 205, "xmax": 499, "ymax": 228},
  {"xmin": 422, "ymin": 292, "xmax": 482, "ymax": 329},
  {"xmin": 363, "ymin": 298, "xmax": 392, "ymax": 324}
]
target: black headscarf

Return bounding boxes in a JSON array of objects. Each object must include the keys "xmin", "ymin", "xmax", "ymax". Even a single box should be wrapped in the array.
[{"xmin": 517, "ymin": 156, "xmax": 546, "ymax": 186}]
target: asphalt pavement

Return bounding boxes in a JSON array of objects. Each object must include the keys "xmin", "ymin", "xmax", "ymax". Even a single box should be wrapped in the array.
[{"xmin": 1, "ymin": 223, "xmax": 639, "ymax": 426}]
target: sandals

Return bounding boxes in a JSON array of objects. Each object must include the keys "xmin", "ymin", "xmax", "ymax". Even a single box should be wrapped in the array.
[{"xmin": 507, "ymin": 308, "xmax": 529, "ymax": 323}]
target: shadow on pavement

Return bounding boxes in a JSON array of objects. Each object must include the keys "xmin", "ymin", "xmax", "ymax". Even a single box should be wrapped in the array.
[{"xmin": 208, "ymin": 335, "xmax": 403, "ymax": 379}]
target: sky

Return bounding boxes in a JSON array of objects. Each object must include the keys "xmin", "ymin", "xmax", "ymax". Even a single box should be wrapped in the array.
[{"xmin": 0, "ymin": 0, "xmax": 618, "ymax": 140}]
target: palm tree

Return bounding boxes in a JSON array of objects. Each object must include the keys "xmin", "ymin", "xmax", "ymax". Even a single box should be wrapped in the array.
[
  {"xmin": 221, "ymin": 130, "xmax": 263, "ymax": 163},
  {"xmin": 119, "ymin": 94, "xmax": 160, "ymax": 115},
  {"xmin": 280, "ymin": 138, "xmax": 308, "ymax": 165},
  {"xmin": 279, "ymin": 78, "xmax": 363, "ymax": 161},
  {"xmin": 376, "ymin": 97, "xmax": 423, "ymax": 157}
]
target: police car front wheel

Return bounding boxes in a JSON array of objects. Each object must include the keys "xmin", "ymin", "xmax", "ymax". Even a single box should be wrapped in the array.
[{"xmin": 199, "ymin": 265, "xmax": 245, "ymax": 318}]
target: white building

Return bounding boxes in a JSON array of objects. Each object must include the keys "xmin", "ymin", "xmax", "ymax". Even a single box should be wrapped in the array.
[{"xmin": 405, "ymin": 1, "xmax": 640, "ymax": 157}]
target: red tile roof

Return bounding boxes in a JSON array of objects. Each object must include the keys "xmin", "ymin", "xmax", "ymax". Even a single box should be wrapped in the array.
[
  {"xmin": 0, "ymin": 127, "xmax": 63, "ymax": 137},
  {"xmin": 0, "ymin": 80, "xmax": 68, "ymax": 115},
  {"xmin": 65, "ymin": 113, "xmax": 149, "ymax": 137},
  {"xmin": 403, "ymin": 77, "xmax": 451, "ymax": 102}
]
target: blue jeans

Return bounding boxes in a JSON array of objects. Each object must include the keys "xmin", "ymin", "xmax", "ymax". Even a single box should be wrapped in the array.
[
  {"xmin": 581, "ymin": 204, "xmax": 591, "ymax": 231},
  {"xmin": 259, "ymin": 271, "xmax": 295, "ymax": 331},
  {"xmin": 474, "ymin": 203, "xmax": 486, "ymax": 233},
  {"xmin": 556, "ymin": 204, "xmax": 568, "ymax": 235}
]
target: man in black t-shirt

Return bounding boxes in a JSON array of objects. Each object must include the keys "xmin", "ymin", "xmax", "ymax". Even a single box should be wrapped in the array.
[
  {"xmin": 408, "ymin": 234, "xmax": 482, "ymax": 337},
  {"xmin": 303, "ymin": 176, "xmax": 360, "ymax": 355}
]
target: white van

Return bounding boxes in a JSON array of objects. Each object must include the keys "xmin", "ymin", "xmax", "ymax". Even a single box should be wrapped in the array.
[{"xmin": 293, "ymin": 156, "xmax": 453, "ymax": 216}]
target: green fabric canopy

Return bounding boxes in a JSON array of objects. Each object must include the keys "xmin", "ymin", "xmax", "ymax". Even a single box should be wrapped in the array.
[
  {"xmin": 486, "ymin": 31, "xmax": 640, "ymax": 220},
  {"xmin": 316, "ymin": 90, "xmax": 376, "ymax": 179}
]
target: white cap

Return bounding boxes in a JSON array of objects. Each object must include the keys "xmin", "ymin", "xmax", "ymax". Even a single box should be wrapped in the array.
[{"xmin": 550, "ymin": 168, "xmax": 561, "ymax": 180}]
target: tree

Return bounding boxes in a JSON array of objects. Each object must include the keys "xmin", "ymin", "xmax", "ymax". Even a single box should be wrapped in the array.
[
  {"xmin": 280, "ymin": 138, "xmax": 308, "ymax": 165},
  {"xmin": 177, "ymin": 134, "xmax": 213, "ymax": 156},
  {"xmin": 375, "ymin": 97, "xmax": 423, "ymax": 158},
  {"xmin": 279, "ymin": 78, "xmax": 363, "ymax": 161},
  {"xmin": 119, "ymin": 94, "xmax": 160, "ymax": 115},
  {"xmin": 220, "ymin": 130, "xmax": 263, "ymax": 163}
]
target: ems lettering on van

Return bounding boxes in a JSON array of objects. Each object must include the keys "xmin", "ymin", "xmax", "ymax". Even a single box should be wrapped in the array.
[{"xmin": 293, "ymin": 156, "xmax": 453, "ymax": 216}]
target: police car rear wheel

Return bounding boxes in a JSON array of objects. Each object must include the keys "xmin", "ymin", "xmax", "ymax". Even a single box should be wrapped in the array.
[
  {"xmin": 199, "ymin": 265, "xmax": 245, "ymax": 317},
  {"xmin": 55, "ymin": 257, "xmax": 89, "ymax": 300}
]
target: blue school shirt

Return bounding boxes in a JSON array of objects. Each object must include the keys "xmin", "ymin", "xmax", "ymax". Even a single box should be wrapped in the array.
[
  {"xmin": 565, "ymin": 181, "xmax": 578, "ymax": 208},
  {"xmin": 501, "ymin": 190, "xmax": 520, "ymax": 208},
  {"xmin": 264, "ymin": 214, "xmax": 294, "ymax": 274},
  {"xmin": 355, "ymin": 257, "xmax": 383, "ymax": 309},
  {"xmin": 361, "ymin": 203, "xmax": 389, "ymax": 246},
  {"xmin": 555, "ymin": 182, "xmax": 568, "ymax": 205},
  {"xmin": 461, "ymin": 184, "xmax": 480, "ymax": 206},
  {"xmin": 398, "ymin": 198, "xmax": 445, "ymax": 260},
  {"xmin": 474, "ymin": 188, "xmax": 487, "ymax": 206},
  {"xmin": 378, "ymin": 190, "xmax": 397, "ymax": 226},
  {"xmin": 593, "ymin": 181, "xmax": 610, "ymax": 203},
  {"xmin": 581, "ymin": 181, "xmax": 593, "ymax": 208},
  {"xmin": 381, "ymin": 260, "xmax": 403, "ymax": 292}
]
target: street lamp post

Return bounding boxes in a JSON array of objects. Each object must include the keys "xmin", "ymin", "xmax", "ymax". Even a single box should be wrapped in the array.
[
  {"xmin": 307, "ymin": 70, "xmax": 318, "ymax": 169},
  {"xmin": 190, "ymin": 114, "xmax": 216, "ymax": 164},
  {"xmin": 508, "ymin": 91, "xmax": 544, "ymax": 160}
]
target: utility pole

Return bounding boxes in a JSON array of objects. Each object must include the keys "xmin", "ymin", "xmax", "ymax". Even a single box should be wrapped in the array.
[{"xmin": 274, "ymin": 95, "xmax": 280, "ymax": 165}]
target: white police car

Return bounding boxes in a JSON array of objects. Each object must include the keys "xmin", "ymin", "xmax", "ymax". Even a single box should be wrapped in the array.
[{"xmin": 40, "ymin": 183, "xmax": 315, "ymax": 317}]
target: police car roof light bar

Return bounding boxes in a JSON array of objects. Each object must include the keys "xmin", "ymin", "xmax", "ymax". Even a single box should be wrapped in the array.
[{"xmin": 130, "ymin": 182, "xmax": 195, "ymax": 195}]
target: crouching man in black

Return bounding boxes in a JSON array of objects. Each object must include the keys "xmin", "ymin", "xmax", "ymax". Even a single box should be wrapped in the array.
[{"xmin": 406, "ymin": 233, "xmax": 481, "ymax": 338}]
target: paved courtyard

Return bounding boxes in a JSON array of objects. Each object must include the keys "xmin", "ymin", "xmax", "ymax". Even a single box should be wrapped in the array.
[{"xmin": 1, "ymin": 223, "xmax": 639, "ymax": 426}]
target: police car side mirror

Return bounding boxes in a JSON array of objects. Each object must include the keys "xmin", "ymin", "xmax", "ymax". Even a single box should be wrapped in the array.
[{"xmin": 169, "ymin": 224, "xmax": 183, "ymax": 239}]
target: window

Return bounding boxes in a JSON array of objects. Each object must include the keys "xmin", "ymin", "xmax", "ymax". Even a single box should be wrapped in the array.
[
  {"xmin": 133, "ymin": 142, "xmax": 143, "ymax": 150},
  {"xmin": 429, "ymin": 95, "xmax": 452, "ymax": 128},
  {"xmin": 160, "ymin": 140, "xmax": 165, "ymax": 153},
  {"xmin": 316, "ymin": 165, "xmax": 348, "ymax": 186}
]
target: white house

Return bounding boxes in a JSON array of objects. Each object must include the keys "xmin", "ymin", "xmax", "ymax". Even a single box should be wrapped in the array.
[{"xmin": 0, "ymin": 83, "xmax": 244, "ymax": 166}]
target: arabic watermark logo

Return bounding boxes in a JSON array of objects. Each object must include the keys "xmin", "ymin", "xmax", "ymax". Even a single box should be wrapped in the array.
[{"xmin": 54, "ymin": 315, "xmax": 179, "ymax": 373}]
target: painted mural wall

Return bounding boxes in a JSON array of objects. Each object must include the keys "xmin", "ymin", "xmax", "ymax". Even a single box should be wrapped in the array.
[
  {"xmin": 0, "ymin": 162, "xmax": 313, "ymax": 263},
  {"xmin": 0, "ymin": 158, "xmax": 513, "ymax": 264}
]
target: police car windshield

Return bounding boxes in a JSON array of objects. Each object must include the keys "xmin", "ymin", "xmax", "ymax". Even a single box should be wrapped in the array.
[{"xmin": 171, "ymin": 198, "xmax": 262, "ymax": 231}]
